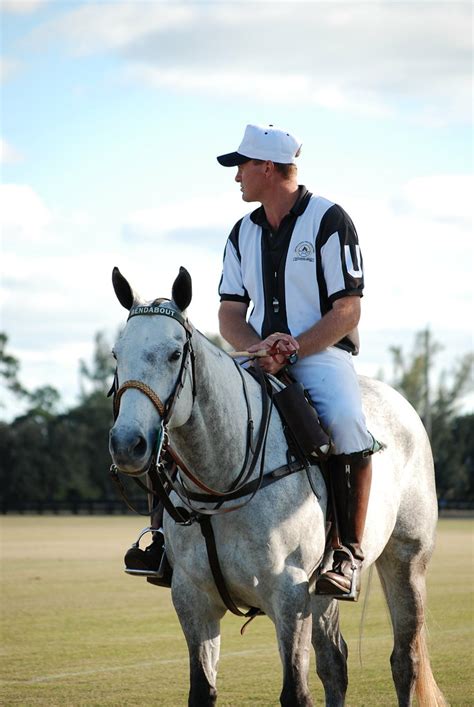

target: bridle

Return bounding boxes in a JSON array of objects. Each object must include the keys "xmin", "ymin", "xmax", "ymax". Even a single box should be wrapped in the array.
[
  {"xmin": 112, "ymin": 300, "xmax": 196, "ymax": 428},
  {"xmin": 109, "ymin": 301, "xmax": 277, "ymax": 521},
  {"xmin": 108, "ymin": 300, "xmax": 310, "ymax": 620}
]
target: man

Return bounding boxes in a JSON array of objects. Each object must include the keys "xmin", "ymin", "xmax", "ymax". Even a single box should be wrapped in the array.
[{"xmin": 217, "ymin": 123, "xmax": 374, "ymax": 600}]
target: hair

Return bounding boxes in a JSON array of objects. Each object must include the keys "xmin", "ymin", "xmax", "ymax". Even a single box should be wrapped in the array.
[{"xmin": 251, "ymin": 159, "xmax": 298, "ymax": 181}]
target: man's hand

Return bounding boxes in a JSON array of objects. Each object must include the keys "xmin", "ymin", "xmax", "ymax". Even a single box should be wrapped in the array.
[{"xmin": 247, "ymin": 332, "xmax": 299, "ymax": 375}]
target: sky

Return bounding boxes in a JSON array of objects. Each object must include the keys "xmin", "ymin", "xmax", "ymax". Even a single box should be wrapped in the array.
[{"xmin": 1, "ymin": 0, "xmax": 472, "ymax": 419}]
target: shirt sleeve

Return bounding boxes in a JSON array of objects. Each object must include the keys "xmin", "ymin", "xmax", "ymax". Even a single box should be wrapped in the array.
[
  {"xmin": 319, "ymin": 205, "xmax": 364, "ymax": 302},
  {"xmin": 218, "ymin": 219, "xmax": 250, "ymax": 304}
]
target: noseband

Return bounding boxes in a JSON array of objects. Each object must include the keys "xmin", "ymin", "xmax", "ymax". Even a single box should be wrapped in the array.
[{"xmin": 113, "ymin": 380, "xmax": 166, "ymax": 419}]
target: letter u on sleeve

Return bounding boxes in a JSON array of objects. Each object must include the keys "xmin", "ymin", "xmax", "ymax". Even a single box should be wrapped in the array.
[{"xmin": 320, "ymin": 207, "xmax": 364, "ymax": 302}]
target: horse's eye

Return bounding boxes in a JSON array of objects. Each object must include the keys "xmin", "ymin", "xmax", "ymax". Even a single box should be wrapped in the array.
[{"xmin": 169, "ymin": 349, "xmax": 182, "ymax": 362}]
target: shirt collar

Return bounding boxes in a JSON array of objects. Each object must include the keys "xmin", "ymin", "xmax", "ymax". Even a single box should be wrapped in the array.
[{"xmin": 250, "ymin": 185, "xmax": 311, "ymax": 226}]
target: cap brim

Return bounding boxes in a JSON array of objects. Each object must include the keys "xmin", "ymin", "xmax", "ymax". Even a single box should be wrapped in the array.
[{"xmin": 216, "ymin": 152, "xmax": 251, "ymax": 167}]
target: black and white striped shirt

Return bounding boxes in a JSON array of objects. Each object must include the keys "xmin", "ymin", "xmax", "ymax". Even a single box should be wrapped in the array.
[{"xmin": 219, "ymin": 186, "xmax": 364, "ymax": 354}]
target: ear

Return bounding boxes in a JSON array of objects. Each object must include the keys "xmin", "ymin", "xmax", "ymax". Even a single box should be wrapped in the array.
[
  {"xmin": 172, "ymin": 267, "xmax": 192, "ymax": 312},
  {"xmin": 112, "ymin": 267, "xmax": 135, "ymax": 310}
]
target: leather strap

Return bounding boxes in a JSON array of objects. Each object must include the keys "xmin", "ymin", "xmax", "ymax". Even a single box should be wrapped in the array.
[
  {"xmin": 155, "ymin": 363, "xmax": 274, "ymax": 517},
  {"xmin": 199, "ymin": 516, "xmax": 263, "ymax": 619},
  {"xmin": 113, "ymin": 380, "xmax": 166, "ymax": 419},
  {"xmin": 167, "ymin": 458, "xmax": 306, "ymax": 505}
]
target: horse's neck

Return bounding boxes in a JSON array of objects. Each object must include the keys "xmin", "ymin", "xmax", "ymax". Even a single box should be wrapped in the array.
[{"xmin": 170, "ymin": 336, "xmax": 264, "ymax": 490}]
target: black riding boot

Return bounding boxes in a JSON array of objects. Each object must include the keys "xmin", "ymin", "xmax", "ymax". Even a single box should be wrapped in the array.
[
  {"xmin": 124, "ymin": 472, "xmax": 173, "ymax": 588},
  {"xmin": 316, "ymin": 453, "xmax": 372, "ymax": 601}
]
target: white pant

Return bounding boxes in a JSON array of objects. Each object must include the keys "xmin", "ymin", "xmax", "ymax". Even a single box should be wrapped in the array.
[{"xmin": 291, "ymin": 346, "xmax": 372, "ymax": 455}]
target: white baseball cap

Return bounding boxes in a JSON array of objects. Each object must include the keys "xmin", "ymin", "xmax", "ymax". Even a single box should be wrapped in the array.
[{"xmin": 217, "ymin": 124, "xmax": 302, "ymax": 167}]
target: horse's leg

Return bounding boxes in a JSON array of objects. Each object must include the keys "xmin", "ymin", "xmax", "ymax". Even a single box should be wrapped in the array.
[
  {"xmin": 376, "ymin": 540, "xmax": 446, "ymax": 707},
  {"xmin": 172, "ymin": 578, "xmax": 224, "ymax": 707},
  {"xmin": 270, "ymin": 576, "xmax": 314, "ymax": 707},
  {"xmin": 311, "ymin": 595, "xmax": 348, "ymax": 707}
]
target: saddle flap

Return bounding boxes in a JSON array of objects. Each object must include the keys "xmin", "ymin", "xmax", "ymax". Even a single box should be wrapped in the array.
[{"xmin": 273, "ymin": 382, "xmax": 332, "ymax": 460}]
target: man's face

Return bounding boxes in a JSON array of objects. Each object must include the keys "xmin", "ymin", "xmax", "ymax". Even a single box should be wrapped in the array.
[{"xmin": 234, "ymin": 160, "xmax": 267, "ymax": 203}]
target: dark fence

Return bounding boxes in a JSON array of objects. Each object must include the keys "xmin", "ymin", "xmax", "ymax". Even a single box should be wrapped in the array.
[
  {"xmin": 0, "ymin": 498, "xmax": 149, "ymax": 515},
  {"xmin": 438, "ymin": 499, "xmax": 474, "ymax": 517},
  {"xmin": 1, "ymin": 498, "xmax": 473, "ymax": 515}
]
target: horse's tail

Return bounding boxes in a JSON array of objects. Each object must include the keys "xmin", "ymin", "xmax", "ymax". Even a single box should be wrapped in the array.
[{"xmin": 415, "ymin": 624, "xmax": 447, "ymax": 706}]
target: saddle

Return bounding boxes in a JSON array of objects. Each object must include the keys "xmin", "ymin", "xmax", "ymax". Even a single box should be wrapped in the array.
[{"xmin": 248, "ymin": 367, "xmax": 333, "ymax": 467}]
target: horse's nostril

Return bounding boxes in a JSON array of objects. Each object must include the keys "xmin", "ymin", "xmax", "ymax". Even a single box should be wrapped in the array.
[
  {"xmin": 132, "ymin": 435, "xmax": 147, "ymax": 458},
  {"xmin": 110, "ymin": 427, "xmax": 149, "ymax": 465}
]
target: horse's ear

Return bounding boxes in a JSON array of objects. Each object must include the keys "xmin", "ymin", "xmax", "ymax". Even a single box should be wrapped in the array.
[
  {"xmin": 172, "ymin": 267, "xmax": 192, "ymax": 312},
  {"xmin": 112, "ymin": 267, "xmax": 135, "ymax": 310}
]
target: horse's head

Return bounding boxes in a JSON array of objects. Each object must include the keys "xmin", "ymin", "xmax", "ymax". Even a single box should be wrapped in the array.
[{"xmin": 109, "ymin": 266, "xmax": 195, "ymax": 475}]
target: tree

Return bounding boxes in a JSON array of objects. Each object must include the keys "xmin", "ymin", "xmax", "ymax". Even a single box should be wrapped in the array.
[
  {"xmin": 0, "ymin": 332, "xmax": 61, "ymax": 420},
  {"xmin": 0, "ymin": 331, "xmax": 113, "ymax": 510},
  {"xmin": 387, "ymin": 328, "xmax": 474, "ymax": 500},
  {"xmin": 79, "ymin": 331, "xmax": 116, "ymax": 399},
  {"xmin": 0, "ymin": 332, "xmax": 28, "ymax": 401}
]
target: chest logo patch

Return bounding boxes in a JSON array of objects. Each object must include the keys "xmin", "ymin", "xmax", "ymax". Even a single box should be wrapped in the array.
[{"xmin": 293, "ymin": 241, "xmax": 315, "ymax": 262}]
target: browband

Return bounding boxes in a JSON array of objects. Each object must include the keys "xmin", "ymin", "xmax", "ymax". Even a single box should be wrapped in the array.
[{"xmin": 128, "ymin": 301, "xmax": 190, "ymax": 331}]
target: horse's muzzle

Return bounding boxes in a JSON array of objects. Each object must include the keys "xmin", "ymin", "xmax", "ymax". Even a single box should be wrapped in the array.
[{"xmin": 109, "ymin": 424, "xmax": 152, "ymax": 475}]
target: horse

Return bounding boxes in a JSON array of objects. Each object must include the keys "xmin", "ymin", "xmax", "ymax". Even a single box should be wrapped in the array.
[{"xmin": 109, "ymin": 266, "xmax": 446, "ymax": 707}]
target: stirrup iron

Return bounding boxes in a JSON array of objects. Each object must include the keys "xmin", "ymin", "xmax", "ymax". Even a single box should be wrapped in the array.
[
  {"xmin": 124, "ymin": 526, "xmax": 165, "ymax": 578},
  {"xmin": 315, "ymin": 547, "xmax": 361, "ymax": 602},
  {"xmin": 334, "ymin": 562, "xmax": 360, "ymax": 602}
]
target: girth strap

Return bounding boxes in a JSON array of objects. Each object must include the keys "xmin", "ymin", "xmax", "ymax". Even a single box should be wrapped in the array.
[{"xmin": 199, "ymin": 515, "xmax": 263, "ymax": 620}]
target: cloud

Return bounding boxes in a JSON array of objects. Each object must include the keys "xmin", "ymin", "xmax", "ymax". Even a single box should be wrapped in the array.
[
  {"xmin": 123, "ymin": 174, "xmax": 473, "ymax": 340},
  {"xmin": 29, "ymin": 2, "xmax": 196, "ymax": 53},
  {"xmin": 124, "ymin": 65, "xmax": 391, "ymax": 118},
  {"xmin": 0, "ymin": 184, "xmax": 52, "ymax": 242},
  {"xmin": 124, "ymin": 190, "xmax": 245, "ymax": 243},
  {"xmin": 341, "ymin": 175, "xmax": 473, "ymax": 333},
  {"xmin": 25, "ymin": 1, "xmax": 472, "ymax": 122},
  {"xmin": 2, "ymin": 173, "xmax": 472, "ymax": 419},
  {"xmin": 2, "ymin": 0, "xmax": 48, "ymax": 14},
  {"xmin": 397, "ymin": 175, "xmax": 473, "ymax": 227}
]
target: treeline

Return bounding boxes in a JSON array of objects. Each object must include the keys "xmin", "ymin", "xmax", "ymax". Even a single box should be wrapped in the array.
[
  {"xmin": 0, "ymin": 329, "xmax": 473, "ymax": 512},
  {"xmin": 0, "ymin": 333, "xmax": 119, "ymax": 512}
]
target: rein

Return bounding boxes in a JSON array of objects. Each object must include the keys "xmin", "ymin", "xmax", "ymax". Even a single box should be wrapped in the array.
[
  {"xmin": 111, "ymin": 359, "xmax": 277, "ymax": 519},
  {"xmin": 109, "ymin": 303, "xmax": 309, "ymax": 620},
  {"xmin": 156, "ymin": 362, "xmax": 274, "ymax": 517},
  {"xmin": 109, "ymin": 303, "xmax": 296, "ymax": 519}
]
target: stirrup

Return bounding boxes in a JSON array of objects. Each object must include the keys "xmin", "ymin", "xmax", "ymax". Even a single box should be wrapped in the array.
[
  {"xmin": 333, "ymin": 564, "xmax": 360, "ymax": 602},
  {"xmin": 315, "ymin": 547, "xmax": 361, "ymax": 602},
  {"xmin": 124, "ymin": 526, "xmax": 165, "ymax": 578}
]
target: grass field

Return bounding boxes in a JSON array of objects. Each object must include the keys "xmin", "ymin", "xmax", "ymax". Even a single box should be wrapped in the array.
[{"xmin": 0, "ymin": 516, "xmax": 472, "ymax": 706}]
